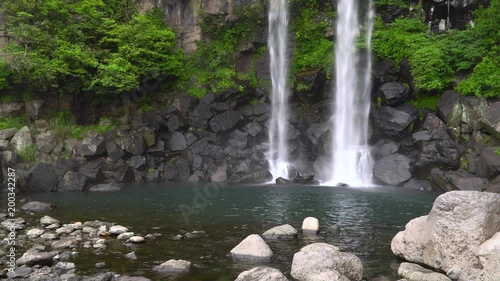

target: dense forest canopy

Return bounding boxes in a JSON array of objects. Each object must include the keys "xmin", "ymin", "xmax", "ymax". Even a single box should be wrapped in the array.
[{"xmin": 0, "ymin": 0, "xmax": 498, "ymax": 101}]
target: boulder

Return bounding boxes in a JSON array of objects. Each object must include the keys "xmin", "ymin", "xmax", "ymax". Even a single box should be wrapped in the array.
[
  {"xmin": 0, "ymin": 140, "xmax": 8, "ymax": 151},
  {"xmin": 245, "ymin": 122, "xmax": 263, "ymax": 137},
  {"xmin": 373, "ymin": 154, "xmax": 412, "ymax": 186},
  {"xmin": 16, "ymin": 251, "xmax": 57, "ymax": 266},
  {"xmin": 372, "ymin": 106, "xmax": 417, "ymax": 138},
  {"xmin": 391, "ymin": 191, "xmax": 500, "ymax": 281},
  {"xmin": 11, "ymin": 126, "xmax": 33, "ymax": 151},
  {"xmin": 436, "ymin": 90, "xmax": 462, "ymax": 126},
  {"xmin": 36, "ymin": 131, "xmax": 57, "ymax": 153},
  {"xmin": 302, "ymin": 217, "xmax": 320, "ymax": 234},
  {"xmin": 26, "ymin": 163, "xmax": 58, "ymax": 192},
  {"xmin": 25, "ymin": 99, "xmax": 44, "ymax": 120},
  {"xmin": 230, "ymin": 234, "xmax": 273, "ymax": 261},
  {"xmin": 168, "ymin": 132, "xmax": 188, "ymax": 151},
  {"xmin": 262, "ymin": 224, "xmax": 298, "ymax": 239},
  {"xmin": 129, "ymin": 156, "xmax": 146, "ymax": 170},
  {"xmin": 402, "ymin": 179, "xmax": 432, "ymax": 191},
  {"xmin": 106, "ymin": 140, "xmax": 125, "ymax": 162},
  {"xmin": 189, "ymin": 104, "xmax": 213, "ymax": 128},
  {"xmin": 374, "ymin": 139, "xmax": 399, "ymax": 159},
  {"xmin": 235, "ymin": 267, "xmax": 288, "ymax": 281},
  {"xmin": 476, "ymin": 232, "xmax": 500, "ymax": 281},
  {"xmin": 240, "ymin": 169, "xmax": 273, "ymax": 184},
  {"xmin": 398, "ymin": 262, "xmax": 451, "ymax": 281},
  {"xmin": 211, "ymin": 165, "xmax": 227, "ymax": 182},
  {"xmin": 209, "ymin": 110, "xmax": 242, "ymax": 133},
  {"xmin": 59, "ymin": 171, "xmax": 87, "ymax": 191},
  {"xmin": 0, "ymin": 128, "xmax": 17, "ymax": 140},
  {"xmin": 79, "ymin": 159, "xmax": 104, "ymax": 181},
  {"xmin": 476, "ymin": 147, "xmax": 500, "ymax": 179},
  {"xmin": 291, "ymin": 243, "xmax": 363, "ymax": 281},
  {"xmin": 0, "ymin": 102, "xmax": 24, "ymax": 117},
  {"xmin": 229, "ymin": 129, "xmax": 248, "ymax": 149},
  {"xmin": 442, "ymin": 171, "xmax": 488, "ymax": 191},
  {"xmin": 163, "ymin": 157, "xmax": 191, "ymax": 181},
  {"xmin": 1, "ymin": 218, "xmax": 26, "ymax": 230},
  {"xmin": 40, "ymin": 215, "xmax": 59, "ymax": 225},
  {"xmin": 119, "ymin": 133, "xmax": 146, "ymax": 156},
  {"xmin": 153, "ymin": 259, "xmax": 191, "ymax": 273},
  {"xmin": 73, "ymin": 137, "xmax": 106, "ymax": 157},
  {"xmin": 378, "ymin": 82, "xmax": 409, "ymax": 106},
  {"xmin": 109, "ymin": 225, "xmax": 129, "ymax": 235}
]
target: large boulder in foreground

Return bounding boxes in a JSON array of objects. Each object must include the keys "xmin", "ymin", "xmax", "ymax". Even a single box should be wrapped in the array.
[
  {"xmin": 230, "ymin": 234, "xmax": 273, "ymax": 261},
  {"xmin": 476, "ymin": 232, "xmax": 500, "ymax": 281},
  {"xmin": 398, "ymin": 262, "xmax": 451, "ymax": 281},
  {"xmin": 391, "ymin": 191, "xmax": 500, "ymax": 281},
  {"xmin": 291, "ymin": 243, "xmax": 362, "ymax": 281},
  {"xmin": 235, "ymin": 267, "xmax": 288, "ymax": 281}
]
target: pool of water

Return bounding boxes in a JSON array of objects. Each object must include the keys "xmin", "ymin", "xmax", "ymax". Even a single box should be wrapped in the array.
[{"xmin": 12, "ymin": 184, "xmax": 439, "ymax": 280}]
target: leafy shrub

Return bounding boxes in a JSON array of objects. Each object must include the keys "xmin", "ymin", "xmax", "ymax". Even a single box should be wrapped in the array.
[
  {"xmin": 17, "ymin": 145, "xmax": 37, "ymax": 164},
  {"xmin": 0, "ymin": 116, "xmax": 28, "ymax": 130}
]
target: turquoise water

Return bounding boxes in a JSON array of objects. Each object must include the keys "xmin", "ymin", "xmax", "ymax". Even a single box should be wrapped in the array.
[{"xmin": 18, "ymin": 184, "xmax": 439, "ymax": 280}]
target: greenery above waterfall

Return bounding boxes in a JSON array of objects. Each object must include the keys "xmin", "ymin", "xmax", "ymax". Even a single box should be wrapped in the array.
[{"xmin": 0, "ymin": 0, "xmax": 499, "ymax": 100}]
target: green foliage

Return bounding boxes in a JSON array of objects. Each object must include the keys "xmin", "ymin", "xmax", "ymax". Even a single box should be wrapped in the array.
[
  {"xmin": 0, "ymin": 59, "xmax": 10, "ymax": 90},
  {"xmin": 409, "ymin": 95, "xmax": 440, "ymax": 111},
  {"xmin": 0, "ymin": 0, "xmax": 183, "ymax": 97},
  {"xmin": 437, "ymin": 29, "xmax": 486, "ymax": 72},
  {"xmin": 0, "ymin": 116, "xmax": 28, "ymax": 130},
  {"xmin": 17, "ymin": 145, "xmax": 37, "ymax": 164},
  {"xmin": 375, "ymin": 0, "xmax": 410, "ymax": 7},
  {"xmin": 290, "ymin": 0, "xmax": 334, "ymax": 77},
  {"xmin": 410, "ymin": 45, "xmax": 453, "ymax": 91},
  {"xmin": 457, "ymin": 47, "xmax": 500, "ymax": 97},
  {"xmin": 184, "ymin": 2, "xmax": 265, "ymax": 96}
]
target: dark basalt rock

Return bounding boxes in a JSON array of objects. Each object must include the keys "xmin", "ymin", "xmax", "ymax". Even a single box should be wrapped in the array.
[
  {"xmin": 106, "ymin": 140, "xmax": 125, "ymax": 162},
  {"xmin": 167, "ymin": 114, "xmax": 186, "ymax": 132},
  {"xmin": 378, "ymin": 82, "xmax": 410, "ymax": 106},
  {"xmin": 476, "ymin": 147, "xmax": 500, "ymax": 179},
  {"xmin": 228, "ymin": 129, "xmax": 248, "ymax": 149},
  {"xmin": 209, "ymin": 110, "xmax": 242, "ymax": 133},
  {"xmin": 20, "ymin": 201, "xmax": 56, "ymax": 212},
  {"xmin": 276, "ymin": 177, "xmax": 290, "ymax": 185},
  {"xmin": 189, "ymin": 104, "xmax": 214, "ymax": 129},
  {"xmin": 58, "ymin": 171, "xmax": 87, "ymax": 191},
  {"xmin": 129, "ymin": 156, "xmax": 147, "ymax": 170},
  {"xmin": 372, "ymin": 106, "xmax": 418, "ymax": 138},
  {"xmin": 374, "ymin": 139, "xmax": 399, "ymax": 159},
  {"xmin": 26, "ymin": 163, "xmax": 59, "ymax": 192},
  {"xmin": 119, "ymin": 132, "xmax": 147, "ymax": 156},
  {"xmin": 168, "ymin": 132, "xmax": 188, "ymax": 151},
  {"xmin": 436, "ymin": 90, "xmax": 462, "ymax": 125},
  {"xmin": 373, "ymin": 154, "xmax": 412, "ymax": 186},
  {"xmin": 79, "ymin": 159, "xmax": 105, "ymax": 181},
  {"xmin": 164, "ymin": 158, "xmax": 191, "ymax": 181},
  {"xmin": 73, "ymin": 137, "xmax": 106, "ymax": 157}
]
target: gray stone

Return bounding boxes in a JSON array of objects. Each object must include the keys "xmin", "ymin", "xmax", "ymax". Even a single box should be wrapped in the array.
[
  {"xmin": 16, "ymin": 251, "xmax": 57, "ymax": 266},
  {"xmin": 378, "ymin": 82, "xmax": 409, "ymax": 106},
  {"xmin": 230, "ymin": 234, "xmax": 273, "ymax": 261},
  {"xmin": 125, "ymin": 251, "xmax": 138, "ymax": 260},
  {"xmin": 1, "ymin": 218, "xmax": 26, "ymax": 230},
  {"xmin": 302, "ymin": 217, "xmax": 320, "ymax": 235},
  {"xmin": 476, "ymin": 147, "xmax": 500, "ymax": 179},
  {"xmin": 0, "ymin": 128, "xmax": 17, "ymax": 140},
  {"xmin": 209, "ymin": 110, "xmax": 242, "ymax": 133},
  {"xmin": 153, "ymin": 259, "xmax": 191, "ymax": 273},
  {"xmin": 74, "ymin": 137, "xmax": 106, "ymax": 157},
  {"xmin": 373, "ymin": 154, "xmax": 412, "ymax": 186},
  {"xmin": 235, "ymin": 267, "xmax": 289, "ymax": 281},
  {"xmin": 391, "ymin": 191, "xmax": 500, "ymax": 281},
  {"xmin": 168, "ymin": 132, "xmax": 187, "ymax": 151},
  {"xmin": 106, "ymin": 140, "xmax": 125, "ymax": 162},
  {"xmin": 119, "ymin": 132, "xmax": 146, "ymax": 156},
  {"xmin": 36, "ymin": 131, "xmax": 57, "ymax": 153},
  {"xmin": 211, "ymin": 165, "xmax": 227, "ymax": 182},
  {"xmin": 0, "ymin": 102, "xmax": 24, "ymax": 117},
  {"xmin": 291, "ymin": 243, "xmax": 362, "ymax": 281},
  {"xmin": 40, "ymin": 215, "xmax": 60, "ymax": 225},
  {"xmin": 11, "ymin": 126, "xmax": 33, "ymax": 151},
  {"xmin": 59, "ymin": 171, "xmax": 87, "ymax": 191},
  {"xmin": 88, "ymin": 183, "xmax": 122, "ymax": 192},
  {"xmin": 372, "ymin": 106, "xmax": 418, "ymax": 138},
  {"xmin": 402, "ymin": 179, "xmax": 433, "ymax": 191},
  {"xmin": 476, "ymin": 232, "xmax": 500, "ymax": 281},
  {"xmin": 262, "ymin": 224, "xmax": 298, "ymax": 239},
  {"xmin": 0, "ymin": 139, "xmax": 8, "ymax": 150},
  {"xmin": 398, "ymin": 262, "xmax": 451, "ymax": 281},
  {"xmin": 21, "ymin": 201, "xmax": 55, "ymax": 212}
]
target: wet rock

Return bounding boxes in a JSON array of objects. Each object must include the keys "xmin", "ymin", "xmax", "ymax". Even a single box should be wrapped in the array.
[
  {"xmin": 116, "ymin": 276, "xmax": 152, "ymax": 281},
  {"xmin": 59, "ymin": 171, "xmax": 87, "ymax": 191},
  {"xmin": 27, "ymin": 228, "xmax": 45, "ymax": 237},
  {"xmin": 402, "ymin": 179, "xmax": 433, "ymax": 191},
  {"xmin": 106, "ymin": 140, "xmax": 125, "ymax": 162},
  {"xmin": 291, "ymin": 243, "xmax": 363, "ymax": 281},
  {"xmin": 372, "ymin": 106, "xmax": 418, "ymax": 138},
  {"xmin": 88, "ymin": 183, "xmax": 122, "ymax": 192},
  {"xmin": 302, "ymin": 217, "xmax": 320, "ymax": 235},
  {"xmin": 120, "ymin": 132, "xmax": 147, "ymax": 156},
  {"xmin": 129, "ymin": 156, "xmax": 146, "ymax": 170},
  {"xmin": 55, "ymin": 261, "xmax": 76, "ymax": 270},
  {"xmin": 235, "ymin": 267, "xmax": 289, "ymax": 281},
  {"xmin": 73, "ymin": 137, "xmax": 106, "ymax": 157},
  {"xmin": 398, "ymin": 262, "xmax": 451, "ymax": 281},
  {"xmin": 209, "ymin": 111, "xmax": 242, "ymax": 133},
  {"xmin": 476, "ymin": 147, "xmax": 500, "ymax": 179},
  {"xmin": 262, "ymin": 224, "xmax": 298, "ymax": 239},
  {"xmin": 374, "ymin": 139, "xmax": 399, "ymax": 158},
  {"xmin": 245, "ymin": 122, "xmax": 262, "ymax": 137},
  {"xmin": 153, "ymin": 259, "xmax": 192, "ymax": 273},
  {"xmin": 6, "ymin": 267, "xmax": 32, "ymax": 279},
  {"xmin": 110, "ymin": 225, "xmax": 129, "ymax": 235},
  {"xmin": 1, "ymin": 218, "xmax": 26, "ymax": 230},
  {"xmin": 378, "ymin": 82, "xmax": 409, "ymax": 106},
  {"xmin": 21, "ymin": 201, "xmax": 55, "ymax": 212},
  {"xmin": 129, "ymin": 236, "xmax": 145, "ymax": 243},
  {"xmin": 168, "ymin": 132, "xmax": 188, "ymax": 151},
  {"xmin": 230, "ymin": 234, "xmax": 273, "ymax": 261},
  {"xmin": 443, "ymin": 171, "xmax": 488, "ymax": 191},
  {"xmin": 229, "ymin": 129, "xmax": 248, "ymax": 149},
  {"xmin": 16, "ymin": 250, "xmax": 57, "ymax": 266},
  {"xmin": 51, "ymin": 238, "xmax": 77, "ymax": 249},
  {"xmin": 373, "ymin": 154, "xmax": 412, "ymax": 186},
  {"xmin": 211, "ymin": 165, "xmax": 227, "ymax": 183},
  {"xmin": 189, "ymin": 104, "xmax": 213, "ymax": 128},
  {"xmin": 125, "ymin": 251, "xmax": 138, "ymax": 260},
  {"xmin": 276, "ymin": 177, "xmax": 291, "ymax": 185}
]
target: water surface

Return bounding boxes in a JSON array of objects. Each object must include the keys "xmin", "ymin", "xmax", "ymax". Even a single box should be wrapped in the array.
[{"xmin": 18, "ymin": 184, "xmax": 439, "ymax": 280}]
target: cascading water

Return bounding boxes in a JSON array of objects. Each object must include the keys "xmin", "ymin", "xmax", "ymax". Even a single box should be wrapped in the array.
[
  {"xmin": 327, "ymin": 0, "xmax": 375, "ymax": 186},
  {"xmin": 267, "ymin": 0, "xmax": 290, "ymax": 180}
]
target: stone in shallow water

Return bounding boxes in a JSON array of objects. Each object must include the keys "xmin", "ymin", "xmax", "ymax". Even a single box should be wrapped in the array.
[
  {"xmin": 129, "ymin": 236, "xmax": 145, "ymax": 243},
  {"xmin": 55, "ymin": 261, "xmax": 75, "ymax": 270},
  {"xmin": 262, "ymin": 224, "xmax": 297, "ymax": 239},
  {"xmin": 40, "ymin": 215, "xmax": 59, "ymax": 226},
  {"xmin": 302, "ymin": 217, "xmax": 319, "ymax": 234},
  {"xmin": 230, "ymin": 234, "xmax": 273, "ymax": 261},
  {"xmin": 153, "ymin": 259, "xmax": 192, "ymax": 273},
  {"xmin": 398, "ymin": 262, "xmax": 451, "ymax": 281},
  {"xmin": 125, "ymin": 251, "xmax": 137, "ymax": 260},
  {"xmin": 235, "ymin": 267, "xmax": 289, "ymax": 281},
  {"xmin": 109, "ymin": 225, "xmax": 129, "ymax": 235}
]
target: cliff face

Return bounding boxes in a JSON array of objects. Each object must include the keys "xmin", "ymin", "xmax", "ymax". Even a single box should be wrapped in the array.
[{"xmin": 138, "ymin": 0, "xmax": 260, "ymax": 53}]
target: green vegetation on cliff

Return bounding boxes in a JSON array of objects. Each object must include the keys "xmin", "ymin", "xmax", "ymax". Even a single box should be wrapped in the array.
[{"xmin": 0, "ymin": 0, "xmax": 183, "ymax": 97}]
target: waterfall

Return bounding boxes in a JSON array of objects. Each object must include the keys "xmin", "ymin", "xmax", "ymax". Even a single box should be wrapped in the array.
[
  {"xmin": 267, "ymin": 0, "xmax": 290, "ymax": 180},
  {"xmin": 327, "ymin": 0, "xmax": 374, "ymax": 186}
]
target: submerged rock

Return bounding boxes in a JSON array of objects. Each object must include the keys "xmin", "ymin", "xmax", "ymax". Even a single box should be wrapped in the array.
[
  {"xmin": 398, "ymin": 262, "xmax": 451, "ymax": 281},
  {"xmin": 230, "ymin": 234, "xmax": 273, "ymax": 261},
  {"xmin": 262, "ymin": 224, "xmax": 298, "ymax": 239},
  {"xmin": 235, "ymin": 267, "xmax": 289, "ymax": 281},
  {"xmin": 153, "ymin": 259, "xmax": 191, "ymax": 273},
  {"xmin": 291, "ymin": 243, "xmax": 363, "ymax": 281}
]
